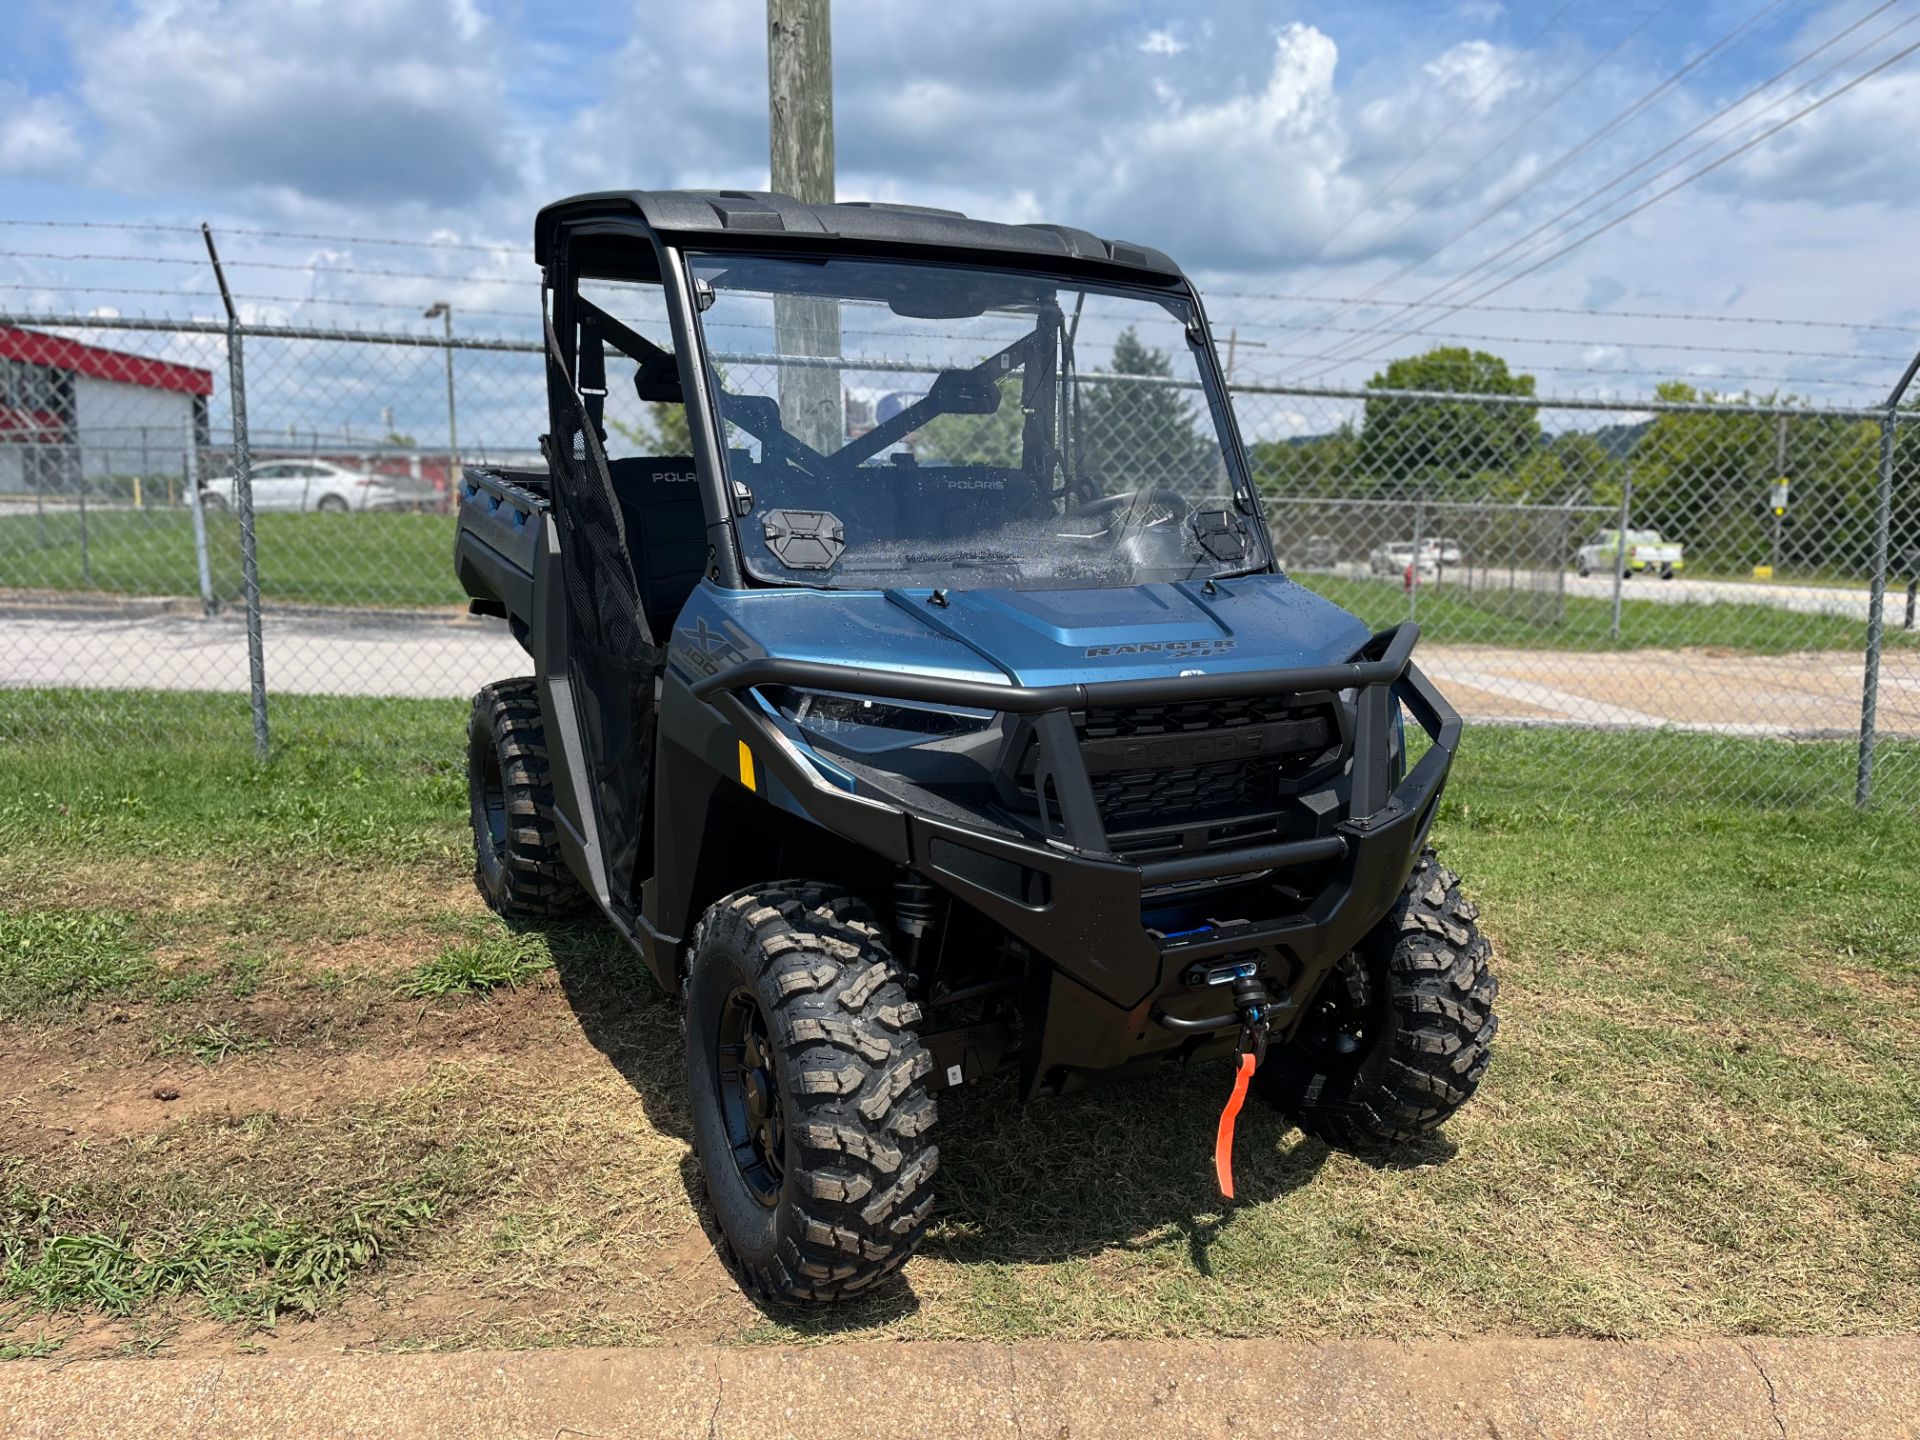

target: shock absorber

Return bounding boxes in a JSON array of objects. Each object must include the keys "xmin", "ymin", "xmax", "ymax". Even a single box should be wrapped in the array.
[{"xmin": 893, "ymin": 870, "xmax": 938, "ymax": 981}]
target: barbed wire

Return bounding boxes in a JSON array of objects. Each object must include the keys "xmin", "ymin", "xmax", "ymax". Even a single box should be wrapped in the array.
[
  {"xmin": 0, "ymin": 249, "xmax": 534, "ymax": 284},
  {"xmin": 0, "ymin": 217, "xmax": 524, "ymax": 254},
  {"xmin": 0, "ymin": 284, "xmax": 539, "ymax": 323},
  {"xmin": 1222, "ymin": 320, "xmax": 1918, "ymax": 367},
  {"xmin": 1206, "ymin": 291, "xmax": 1920, "ymax": 336}
]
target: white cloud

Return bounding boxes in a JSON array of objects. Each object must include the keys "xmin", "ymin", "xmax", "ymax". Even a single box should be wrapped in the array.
[
  {"xmin": 1423, "ymin": 40, "xmax": 1520, "ymax": 111},
  {"xmin": 72, "ymin": 0, "xmax": 518, "ymax": 208},
  {"xmin": 1071, "ymin": 24, "xmax": 1352, "ymax": 264},
  {"xmin": 1724, "ymin": 64, "xmax": 1920, "ymax": 203},
  {"xmin": 0, "ymin": 87, "xmax": 84, "ymax": 177},
  {"xmin": 1140, "ymin": 28, "xmax": 1188, "ymax": 57}
]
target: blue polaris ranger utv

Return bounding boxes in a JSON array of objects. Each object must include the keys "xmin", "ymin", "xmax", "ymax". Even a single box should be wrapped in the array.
[{"xmin": 456, "ymin": 189, "xmax": 1498, "ymax": 1303}]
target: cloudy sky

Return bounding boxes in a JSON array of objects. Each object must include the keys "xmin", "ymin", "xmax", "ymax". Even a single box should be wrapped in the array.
[{"xmin": 3, "ymin": 0, "xmax": 1918, "ymax": 416}]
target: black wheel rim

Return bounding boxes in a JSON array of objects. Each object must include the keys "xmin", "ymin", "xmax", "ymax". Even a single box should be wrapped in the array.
[
  {"xmin": 715, "ymin": 987, "xmax": 786, "ymax": 1207},
  {"xmin": 1299, "ymin": 951, "xmax": 1376, "ymax": 1067},
  {"xmin": 475, "ymin": 735, "xmax": 507, "ymax": 855}
]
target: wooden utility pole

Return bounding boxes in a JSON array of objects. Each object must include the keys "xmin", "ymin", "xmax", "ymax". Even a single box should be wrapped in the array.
[
  {"xmin": 767, "ymin": 0, "xmax": 841, "ymax": 452},
  {"xmin": 768, "ymin": 0, "xmax": 834, "ymax": 204}
]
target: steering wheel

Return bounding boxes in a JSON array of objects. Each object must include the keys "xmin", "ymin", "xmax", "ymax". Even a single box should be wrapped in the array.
[{"xmin": 1068, "ymin": 486, "xmax": 1194, "ymax": 531}]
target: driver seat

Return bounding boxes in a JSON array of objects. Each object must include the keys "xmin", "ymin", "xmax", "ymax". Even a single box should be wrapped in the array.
[{"xmin": 606, "ymin": 456, "xmax": 708, "ymax": 644}]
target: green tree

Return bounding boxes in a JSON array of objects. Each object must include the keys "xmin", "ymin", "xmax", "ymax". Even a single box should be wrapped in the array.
[
  {"xmin": 1248, "ymin": 423, "xmax": 1360, "ymax": 501},
  {"xmin": 1628, "ymin": 381, "xmax": 1883, "ymax": 576},
  {"xmin": 609, "ymin": 399, "xmax": 693, "ymax": 457},
  {"xmin": 914, "ymin": 374, "xmax": 1026, "ymax": 467},
  {"xmin": 1080, "ymin": 327, "xmax": 1214, "ymax": 491},
  {"xmin": 1360, "ymin": 347, "xmax": 1541, "ymax": 497}
]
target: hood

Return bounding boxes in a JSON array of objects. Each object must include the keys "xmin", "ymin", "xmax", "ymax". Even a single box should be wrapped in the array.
[{"xmin": 678, "ymin": 575, "xmax": 1375, "ymax": 692}]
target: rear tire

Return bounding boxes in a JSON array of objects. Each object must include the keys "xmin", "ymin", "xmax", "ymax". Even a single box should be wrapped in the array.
[
  {"xmin": 316, "ymin": 493, "xmax": 349, "ymax": 513},
  {"xmin": 1258, "ymin": 849, "xmax": 1497, "ymax": 1148},
  {"xmin": 467, "ymin": 677, "xmax": 589, "ymax": 919},
  {"xmin": 685, "ymin": 883, "xmax": 937, "ymax": 1303}
]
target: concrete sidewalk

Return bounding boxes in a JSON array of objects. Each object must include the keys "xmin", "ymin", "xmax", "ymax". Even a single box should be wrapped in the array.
[{"xmin": 3, "ymin": 1338, "xmax": 1916, "ymax": 1439}]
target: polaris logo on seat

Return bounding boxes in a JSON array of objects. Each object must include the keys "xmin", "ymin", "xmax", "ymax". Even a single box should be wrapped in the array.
[{"xmin": 1084, "ymin": 639, "xmax": 1236, "ymax": 659}]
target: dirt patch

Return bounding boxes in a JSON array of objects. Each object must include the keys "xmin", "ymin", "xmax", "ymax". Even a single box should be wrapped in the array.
[{"xmin": 0, "ymin": 981, "xmax": 594, "ymax": 1154}]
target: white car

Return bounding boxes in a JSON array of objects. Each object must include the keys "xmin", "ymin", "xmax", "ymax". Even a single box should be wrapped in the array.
[
  {"xmin": 200, "ymin": 459, "xmax": 414, "ymax": 513},
  {"xmin": 1422, "ymin": 536, "xmax": 1465, "ymax": 568},
  {"xmin": 1368, "ymin": 540, "xmax": 1439, "ymax": 578},
  {"xmin": 1576, "ymin": 528, "xmax": 1685, "ymax": 579}
]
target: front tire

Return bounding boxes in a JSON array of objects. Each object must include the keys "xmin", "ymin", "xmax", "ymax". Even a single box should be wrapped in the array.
[
  {"xmin": 1258, "ymin": 850, "xmax": 1497, "ymax": 1148},
  {"xmin": 685, "ymin": 884, "xmax": 938, "ymax": 1303},
  {"xmin": 467, "ymin": 677, "xmax": 589, "ymax": 919}
]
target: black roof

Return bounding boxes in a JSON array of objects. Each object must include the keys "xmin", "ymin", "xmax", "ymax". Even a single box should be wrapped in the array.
[{"xmin": 534, "ymin": 189, "xmax": 1185, "ymax": 284}]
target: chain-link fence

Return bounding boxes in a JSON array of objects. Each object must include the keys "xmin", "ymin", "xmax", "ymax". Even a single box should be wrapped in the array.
[{"xmin": 1, "ymin": 306, "xmax": 1914, "ymax": 811}]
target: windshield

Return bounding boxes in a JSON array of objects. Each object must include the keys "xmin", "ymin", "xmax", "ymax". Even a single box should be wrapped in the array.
[{"xmin": 688, "ymin": 253, "xmax": 1270, "ymax": 591}]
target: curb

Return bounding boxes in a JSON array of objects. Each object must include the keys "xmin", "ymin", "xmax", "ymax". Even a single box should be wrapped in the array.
[{"xmin": 3, "ymin": 1337, "xmax": 1916, "ymax": 1439}]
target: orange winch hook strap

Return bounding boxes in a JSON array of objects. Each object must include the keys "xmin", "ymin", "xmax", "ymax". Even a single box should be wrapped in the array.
[{"xmin": 1214, "ymin": 1051, "xmax": 1257, "ymax": 1201}]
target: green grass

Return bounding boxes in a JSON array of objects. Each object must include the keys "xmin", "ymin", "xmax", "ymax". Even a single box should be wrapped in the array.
[
  {"xmin": 0, "ymin": 690, "xmax": 467, "ymax": 865},
  {"xmin": 1298, "ymin": 571, "xmax": 1917, "ymax": 654},
  {"xmin": 152, "ymin": 1022, "xmax": 271, "ymax": 1066},
  {"xmin": 398, "ymin": 932, "xmax": 554, "ymax": 998},
  {"xmin": 0, "ymin": 688, "xmax": 1916, "ymax": 1348},
  {"xmin": 2, "ymin": 507, "xmax": 1911, "ymax": 655},
  {"xmin": 0, "ymin": 508, "xmax": 464, "ymax": 609},
  {"xmin": 0, "ymin": 909, "xmax": 153, "ymax": 1021},
  {"xmin": 1, "ymin": 1094, "xmax": 489, "ymax": 1323}
]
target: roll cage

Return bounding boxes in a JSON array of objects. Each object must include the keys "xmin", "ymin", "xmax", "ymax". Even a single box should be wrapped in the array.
[{"xmin": 535, "ymin": 190, "xmax": 1263, "ymax": 604}]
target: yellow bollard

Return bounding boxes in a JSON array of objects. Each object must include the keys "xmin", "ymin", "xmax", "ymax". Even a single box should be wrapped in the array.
[{"xmin": 1752, "ymin": 564, "xmax": 1773, "ymax": 581}]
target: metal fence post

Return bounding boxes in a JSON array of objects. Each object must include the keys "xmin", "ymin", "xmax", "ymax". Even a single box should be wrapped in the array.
[
  {"xmin": 1855, "ymin": 414, "xmax": 1895, "ymax": 808},
  {"xmin": 184, "ymin": 417, "xmax": 215, "ymax": 615},
  {"xmin": 75, "ymin": 478, "xmax": 92, "ymax": 588},
  {"xmin": 203, "ymin": 224, "xmax": 270, "ymax": 761},
  {"xmin": 1609, "ymin": 473, "xmax": 1633, "ymax": 643},
  {"xmin": 1409, "ymin": 494, "xmax": 1424, "ymax": 624},
  {"xmin": 1856, "ymin": 346, "xmax": 1920, "ymax": 809}
]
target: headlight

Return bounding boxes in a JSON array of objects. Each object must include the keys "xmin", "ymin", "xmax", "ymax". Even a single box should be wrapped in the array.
[{"xmin": 761, "ymin": 686, "xmax": 996, "ymax": 751}]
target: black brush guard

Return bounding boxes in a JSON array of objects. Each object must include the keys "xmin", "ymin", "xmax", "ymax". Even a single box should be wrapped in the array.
[{"xmin": 689, "ymin": 622, "xmax": 1461, "ymax": 1095}]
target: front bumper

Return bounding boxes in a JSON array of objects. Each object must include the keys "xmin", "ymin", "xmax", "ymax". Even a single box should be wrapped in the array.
[{"xmin": 693, "ymin": 623, "xmax": 1460, "ymax": 1095}]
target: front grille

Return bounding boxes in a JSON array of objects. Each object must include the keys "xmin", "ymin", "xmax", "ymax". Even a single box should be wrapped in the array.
[
  {"xmin": 1092, "ymin": 757, "xmax": 1266, "ymax": 828},
  {"xmin": 1082, "ymin": 693, "xmax": 1308, "ymax": 740},
  {"xmin": 1012, "ymin": 694, "xmax": 1341, "ymax": 855}
]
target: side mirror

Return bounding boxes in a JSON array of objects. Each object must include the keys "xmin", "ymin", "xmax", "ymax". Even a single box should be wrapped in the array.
[{"xmin": 1190, "ymin": 507, "xmax": 1250, "ymax": 563}]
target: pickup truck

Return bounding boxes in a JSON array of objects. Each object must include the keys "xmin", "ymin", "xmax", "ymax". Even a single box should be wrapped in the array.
[{"xmin": 1576, "ymin": 528, "xmax": 1684, "ymax": 579}]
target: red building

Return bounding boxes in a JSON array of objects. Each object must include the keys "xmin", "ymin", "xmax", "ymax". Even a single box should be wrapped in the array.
[{"xmin": 0, "ymin": 327, "xmax": 214, "ymax": 492}]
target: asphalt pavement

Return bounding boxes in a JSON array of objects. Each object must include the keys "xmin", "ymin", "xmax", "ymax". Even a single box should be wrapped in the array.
[{"xmin": 3, "ymin": 596, "xmax": 1915, "ymax": 738}]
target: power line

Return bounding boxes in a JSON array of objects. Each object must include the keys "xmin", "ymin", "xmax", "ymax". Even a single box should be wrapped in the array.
[
  {"xmin": 1286, "ymin": 0, "xmax": 1580, "ymax": 273},
  {"xmin": 1274, "ymin": 0, "xmax": 1799, "ymax": 357},
  {"xmin": 1290, "ymin": 1, "xmax": 1915, "ymax": 376},
  {"xmin": 1293, "ymin": 0, "xmax": 1674, "ymax": 292},
  {"xmin": 1293, "ymin": 33, "xmax": 1920, "ymax": 380}
]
